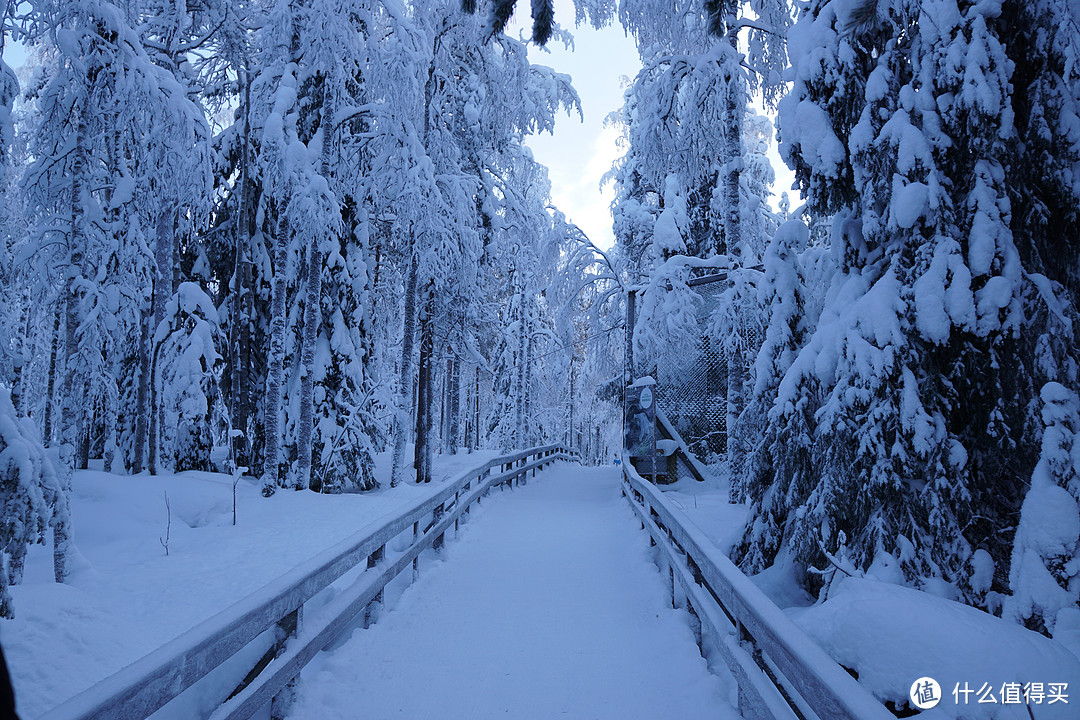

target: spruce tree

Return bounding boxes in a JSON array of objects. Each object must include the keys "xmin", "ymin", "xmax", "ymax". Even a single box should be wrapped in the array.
[{"xmin": 735, "ymin": 0, "xmax": 1080, "ymax": 610}]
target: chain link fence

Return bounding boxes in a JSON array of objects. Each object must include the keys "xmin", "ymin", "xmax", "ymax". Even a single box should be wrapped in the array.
[
  {"xmin": 657, "ymin": 276, "xmax": 728, "ymax": 467},
  {"xmin": 626, "ymin": 272, "xmax": 760, "ymax": 482}
]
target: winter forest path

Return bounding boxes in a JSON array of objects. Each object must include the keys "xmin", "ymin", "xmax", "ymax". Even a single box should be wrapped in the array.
[{"xmin": 287, "ymin": 466, "xmax": 741, "ymax": 720}]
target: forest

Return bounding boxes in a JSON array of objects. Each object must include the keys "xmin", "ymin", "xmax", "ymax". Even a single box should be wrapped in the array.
[{"xmin": 0, "ymin": 0, "xmax": 1078, "ymax": 653}]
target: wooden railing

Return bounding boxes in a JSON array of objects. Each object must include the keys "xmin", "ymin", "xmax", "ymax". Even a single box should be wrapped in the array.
[
  {"xmin": 39, "ymin": 444, "xmax": 577, "ymax": 720},
  {"xmin": 621, "ymin": 455, "xmax": 895, "ymax": 720}
]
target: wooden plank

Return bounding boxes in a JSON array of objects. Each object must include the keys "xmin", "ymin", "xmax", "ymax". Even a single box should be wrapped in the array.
[
  {"xmin": 622, "ymin": 488, "xmax": 796, "ymax": 720},
  {"xmin": 622, "ymin": 462, "xmax": 892, "ymax": 720},
  {"xmin": 654, "ymin": 409, "xmax": 708, "ymax": 483}
]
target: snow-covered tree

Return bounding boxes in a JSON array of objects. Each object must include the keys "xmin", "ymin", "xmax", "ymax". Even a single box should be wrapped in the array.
[
  {"xmin": 22, "ymin": 0, "xmax": 211, "ymax": 577},
  {"xmin": 1007, "ymin": 382, "xmax": 1080, "ymax": 635},
  {"xmin": 734, "ymin": 0, "xmax": 1080, "ymax": 610},
  {"xmin": 155, "ymin": 283, "xmax": 223, "ymax": 472},
  {"xmin": 733, "ymin": 219, "xmax": 812, "ymax": 562},
  {"xmin": 0, "ymin": 388, "xmax": 59, "ymax": 617}
]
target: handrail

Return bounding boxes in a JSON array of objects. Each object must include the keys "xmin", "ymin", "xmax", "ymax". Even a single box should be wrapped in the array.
[
  {"xmin": 621, "ymin": 454, "xmax": 894, "ymax": 720},
  {"xmin": 655, "ymin": 407, "xmax": 709, "ymax": 483},
  {"xmin": 40, "ymin": 444, "xmax": 577, "ymax": 720}
]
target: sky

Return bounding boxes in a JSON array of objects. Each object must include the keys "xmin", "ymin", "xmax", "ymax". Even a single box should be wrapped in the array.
[
  {"xmin": 509, "ymin": 0, "xmax": 640, "ymax": 251},
  {"xmin": 510, "ymin": 0, "xmax": 798, "ymax": 251}
]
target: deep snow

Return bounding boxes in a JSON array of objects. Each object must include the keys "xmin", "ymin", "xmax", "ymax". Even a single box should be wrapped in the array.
[
  {"xmin": 790, "ymin": 576, "xmax": 1080, "ymax": 720},
  {"xmin": 656, "ymin": 467, "xmax": 1080, "ymax": 719}
]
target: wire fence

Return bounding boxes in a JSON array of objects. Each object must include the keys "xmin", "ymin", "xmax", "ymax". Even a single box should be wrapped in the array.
[
  {"xmin": 655, "ymin": 276, "xmax": 729, "ymax": 464},
  {"xmin": 626, "ymin": 273, "xmax": 759, "ymax": 481}
]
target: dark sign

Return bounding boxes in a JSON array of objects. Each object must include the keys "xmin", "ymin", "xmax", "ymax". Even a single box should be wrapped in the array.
[{"xmin": 625, "ymin": 382, "xmax": 656, "ymax": 471}]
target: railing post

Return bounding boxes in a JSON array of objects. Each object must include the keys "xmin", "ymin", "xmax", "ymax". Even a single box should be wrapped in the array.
[
  {"xmin": 665, "ymin": 561, "xmax": 673, "ymax": 608},
  {"xmin": 364, "ymin": 545, "xmax": 385, "ymax": 628},
  {"xmin": 645, "ymin": 503, "xmax": 656, "ymax": 546},
  {"xmin": 686, "ymin": 599, "xmax": 702, "ymax": 651},
  {"xmin": 269, "ymin": 605, "xmax": 302, "ymax": 720},
  {"xmin": 433, "ymin": 503, "xmax": 445, "ymax": 551},
  {"xmin": 412, "ymin": 520, "xmax": 420, "ymax": 580}
]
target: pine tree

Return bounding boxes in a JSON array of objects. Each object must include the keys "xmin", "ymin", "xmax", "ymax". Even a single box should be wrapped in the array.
[
  {"xmin": 155, "ymin": 283, "xmax": 224, "ymax": 472},
  {"xmin": 733, "ymin": 219, "xmax": 812, "ymax": 568}
]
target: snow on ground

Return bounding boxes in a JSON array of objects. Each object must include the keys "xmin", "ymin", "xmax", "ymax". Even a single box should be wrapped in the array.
[
  {"xmin": 16, "ymin": 446, "xmax": 1077, "ymax": 720},
  {"xmin": 289, "ymin": 466, "xmax": 740, "ymax": 720},
  {"xmin": 789, "ymin": 576, "xmax": 1080, "ymax": 719},
  {"xmin": 661, "ymin": 474, "xmax": 747, "ymax": 555},
  {"xmin": 4, "ymin": 447, "xmax": 499, "ymax": 719}
]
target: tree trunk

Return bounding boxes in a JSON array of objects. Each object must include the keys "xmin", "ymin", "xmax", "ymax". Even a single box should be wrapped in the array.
[
  {"xmin": 230, "ymin": 74, "xmax": 254, "ymax": 472},
  {"xmin": 625, "ymin": 289, "xmax": 635, "ymax": 384},
  {"xmin": 295, "ymin": 241, "xmax": 323, "ymax": 491},
  {"xmin": 513, "ymin": 288, "xmax": 527, "ymax": 448},
  {"xmin": 722, "ymin": 29, "xmax": 743, "ymax": 256},
  {"xmin": 9, "ymin": 353, "xmax": 22, "ymax": 416},
  {"xmin": 523, "ymin": 309, "xmax": 533, "ymax": 446},
  {"xmin": 9, "ymin": 542, "xmax": 25, "ymax": 585},
  {"xmin": 10, "ymin": 290, "xmax": 29, "ymax": 415},
  {"xmin": 263, "ymin": 217, "xmax": 290, "ymax": 493},
  {"xmin": 147, "ymin": 336, "xmax": 164, "ymax": 475},
  {"xmin": 148, "ymin": 208, "xmax": 175, "ymax": 474},
  {"xmin": 414, "ymin": 285, "xmax": 434, "ymax": 484},
  {"xmin": 103, "ymin": 417, "xmax": 117, "ymax": 473},
  {"xmin": 76, "ymin": 428, "xmax": 90, "ymax": 470},
  {"xmin": 723, "ymin": 26, "xmax": 745, "ymax": 496},
  {"xmin": 43, "ymin": 309, "xmax": 61, "ymax": 445},
  {"xmin": 727, "ymin": 346, "xmax": 745, "ymax": 500},
  {"xmin": 568, "ymin": 359, "xmax": 575, "ymax": 448},
  {"xmin": 448, "ymin": 353, "xmax": 460, "ymax": 453},
  {"xmin": 390, "ymin": 255, "xmax": 420, "ymax": 486},
  {"xmin": 132, "ymin": 304, "xmax": 151, "ymax": 472},
  {"xmin": 474, "ymin": 365, "xmax": 481, "ymax": 450},
  {"xmin": 439, "ymin": 356, "xmax": 449, "ymax": 452},
  {"xmin": 56, "ymin": 92, "xmax": 92, "ymax": 584}
]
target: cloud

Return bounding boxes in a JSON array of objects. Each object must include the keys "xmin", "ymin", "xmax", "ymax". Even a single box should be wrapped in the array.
[{"xmin": 548, "ymin": 125, "xmax": 623, "ymax": 250}]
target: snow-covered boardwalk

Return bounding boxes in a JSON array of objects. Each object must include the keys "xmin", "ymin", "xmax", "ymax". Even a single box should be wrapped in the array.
[{"xmin": 288, "ymin": 466, "xmax": 739, "ymax": 720}]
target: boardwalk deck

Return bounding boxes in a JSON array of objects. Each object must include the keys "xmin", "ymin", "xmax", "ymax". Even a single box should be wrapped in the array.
[{"xmin": 288, "ymin": 466, "xmax": 741, "ymax": 720}]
